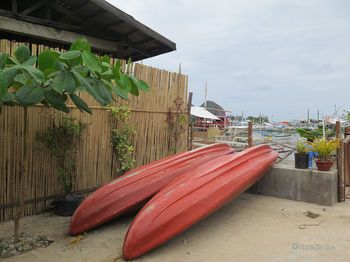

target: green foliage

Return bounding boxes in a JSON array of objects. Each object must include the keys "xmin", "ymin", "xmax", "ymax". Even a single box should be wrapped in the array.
[
  {"xmin": 166, "ymin": 97, "xmax": 187, "ymax": 154},
  {"xmin": 0, "ymin": 38, "xmax": 150, "ymax": 111},
  {"xmin": 14, "ymin": 45, "xmax": 31, "ymax": 63},
  {"xmin": 109, "ymin": 106, "xmax": 135, "ymax": 175},
  {"xmin": 295, "ymin": 140, "xmax": 309, "ymax": 154},
  {"xmin": 344, "ymin": 111, "xmax": 350, "ymax": 121},
  {"xmin": 296, "ymin": 127, "xmax": 335, "ymax": 142},
  {"xmin": 15, "ymin": 85, "xmax": 44, "ymax": 107},
  {"xmin": 70, "ymin": 94, "xmax": 91, "ymax": 114},
  {"xmin": 111, "ymin": 127, "xmax": 135, "ymax": 175},
  {"xmin": 38, "ymin": 50, "xmax": 59, "ymax": 74},
  {"xmin": 109, "ymin": 105, "xmax": 131, "ymax": 122},
  {"xmin": 311, "ymin": 138, "xmax": 340, "ymax": 161},
  {"xmin": 36, "ymin": 117, "xmax": 85, "ymax": 194}
]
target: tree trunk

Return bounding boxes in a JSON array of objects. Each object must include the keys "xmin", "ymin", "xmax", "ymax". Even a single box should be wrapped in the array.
[{"xmin": 14, "ymin": 107, "xmax": 27, "ymax": 242}]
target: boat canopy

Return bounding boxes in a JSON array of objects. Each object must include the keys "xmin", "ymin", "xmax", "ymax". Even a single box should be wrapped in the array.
[{"xmin": 190, "ymin": 107, "xmax": 220, "ymax": 120}]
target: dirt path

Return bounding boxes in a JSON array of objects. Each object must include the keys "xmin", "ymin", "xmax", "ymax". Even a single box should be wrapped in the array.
[{"xmin": 1, "ymin": 194, "xmax": 350, "ymax": 262}]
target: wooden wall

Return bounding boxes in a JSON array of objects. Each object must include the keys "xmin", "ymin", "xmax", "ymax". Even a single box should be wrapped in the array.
[{"xmin": 0, "ymin": 39, "xmax": 188, "ymax": 221}]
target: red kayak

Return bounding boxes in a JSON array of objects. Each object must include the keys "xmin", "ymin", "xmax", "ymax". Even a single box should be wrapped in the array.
[
  {"xmin": 69, "ymin": 143, "xmax": 233, "ymax": 235},
  {"xmin": 123, "ymin": 145, "xmax": 277, "ymax": 259}
]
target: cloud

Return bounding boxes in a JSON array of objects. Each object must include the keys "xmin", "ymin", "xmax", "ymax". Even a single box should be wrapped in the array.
[{"xmin": 109, "ymin": 0, "xmax": 350, "ymax": 120}]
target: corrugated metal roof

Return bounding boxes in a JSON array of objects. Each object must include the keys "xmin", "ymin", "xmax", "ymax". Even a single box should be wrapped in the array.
[
  {"xmin": 191, "ymin": 107, "xmax": 220, "ymax": 120},
  {"xmin": 0, "ymin": 0, "xmax": 176, "ymax": 61}
]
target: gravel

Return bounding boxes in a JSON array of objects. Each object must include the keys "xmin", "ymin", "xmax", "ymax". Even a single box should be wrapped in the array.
[{"xmin": 0, "ymin": 232, "xmax": 53, "ymax": 258}]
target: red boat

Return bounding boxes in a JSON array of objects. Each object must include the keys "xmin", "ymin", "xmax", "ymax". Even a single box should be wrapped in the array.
[
  {"xmin": 69, "ymin": 143, "xmax": 233, "ymax": 235},
  {"xmin": 123, "ymin": 145, "xmax": 277, "ymax": 259}
]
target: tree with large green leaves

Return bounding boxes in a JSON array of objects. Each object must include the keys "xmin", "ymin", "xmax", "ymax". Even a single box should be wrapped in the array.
[{"xmin": 0, "ymin": 38, "xmax": 149, "ymax": 242}]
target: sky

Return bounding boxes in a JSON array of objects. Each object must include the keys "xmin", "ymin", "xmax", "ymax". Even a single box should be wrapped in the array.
[{"xmin": 109, "ymin": 0, "xmax": 350, "ymax": 121}]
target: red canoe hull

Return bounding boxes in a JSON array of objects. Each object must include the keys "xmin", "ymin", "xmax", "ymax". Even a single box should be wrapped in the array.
[
  {"xmin": 69, "ymin": 143, "xmax": 233, "ymax": 235},
  {"xmin": 123, "ymin": 145, "xmax": 278, "ymax": 259}
]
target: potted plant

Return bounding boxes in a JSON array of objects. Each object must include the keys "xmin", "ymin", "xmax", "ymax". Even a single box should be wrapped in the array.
[
  {"xmin": 295, "ymin": 140, "xmax": 309, "ymax": 169},
  {"xmin": 311, "ymin": 138, "xmax": 340, "ymax": 171},
  {"xmin": 37, "ymin": 117, "xmax": 85, "ymax": 216}
]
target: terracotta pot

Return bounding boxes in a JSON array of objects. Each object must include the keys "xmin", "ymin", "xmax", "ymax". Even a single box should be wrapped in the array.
[
  {"xmin": 345, "ymin": 127, "xmax": 350, "ymax": 135},
  {"xmin": 315, "ymin": 160, "xmax": 333, "ymax": 171}
]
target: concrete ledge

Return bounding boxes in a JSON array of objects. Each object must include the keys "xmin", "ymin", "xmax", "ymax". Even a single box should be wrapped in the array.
[{"xmin": 249, "ymin": 164, "xmax": 338, "ymax": 206}]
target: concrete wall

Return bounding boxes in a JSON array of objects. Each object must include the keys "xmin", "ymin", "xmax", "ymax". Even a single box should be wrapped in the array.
[{"xmin": 249, "ymin": 164, "xmax": 338, "ymax": 206}]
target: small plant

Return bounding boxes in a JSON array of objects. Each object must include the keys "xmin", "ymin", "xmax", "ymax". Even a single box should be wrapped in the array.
[
  {"xmin": 295, "ymin": 140, "xmax": 309, "ymax": 154},
  {"xmin": 109, "ymin": 106, "xmax": 131, "ymax": 122},
  {"xmin": 294, "ymin": 139, "xmax": 310, "ymax": 169},
  {"xmin": 311, "ymin": 138, "xmax": 340, "ymax": 161},
  {"xmin": 36, "ymin": 116, "xmax": 85, "ymax": 194},
  {"xmin": 109, "ymin": 106, "xmax": 135, "ymax": 175},
  {"xmin": 166, "ymin": 97, "xmax": 187, "ymax": 154}
]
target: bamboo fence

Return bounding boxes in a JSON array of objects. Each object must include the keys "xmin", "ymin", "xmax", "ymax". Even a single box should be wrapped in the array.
[{"xmin": 0, "ymin": 39, "xmax": 188, "ymax": 221}]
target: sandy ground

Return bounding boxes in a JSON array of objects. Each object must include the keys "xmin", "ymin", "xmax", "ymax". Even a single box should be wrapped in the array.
[{"xmin": 1, "ymin": 193, "xmax": 350, "ymax": 262}]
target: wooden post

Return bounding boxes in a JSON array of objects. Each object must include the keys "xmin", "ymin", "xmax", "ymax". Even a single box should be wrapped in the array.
[
  {"xmin": 336, "ymin": 121, "xmax": 345, "ymax": 202},
  {"xmin": 248, "ymin": 121, "xmax": 253, "ymax": 148},
  {"xmin": 344, "ymin": 128, "xmax": 350, "ymax": 187},
  {"xmin": 187, "ymin": 92, "xmax": 193, "ymax": 150}
]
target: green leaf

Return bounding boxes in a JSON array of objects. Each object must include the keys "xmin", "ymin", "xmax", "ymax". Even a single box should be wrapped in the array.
[
  {"xmin": 59, "ymin": 50, "xmax": 81, "ymax": 60},
  {"xmin": 15, "ymin": 45, "xmax": 31, "ymax": 63},
  {"xmin": 73, "ymin": 75, "xmax": 110, "ymax": 105},
  {"xmin": 101, "ymin": 69, "xmax": 113, "ymax": 80},
  {"xmin": 44, "ymin": 88, "xmax": 69, "ymax": 113},
  {"xmin": 112, "ymin": 85, "xmax": 128, "ymax": 100},
  {"xmin": 54, "ymin": 60, "xmax": 68, "ymax": 71},
  {"xmin": 129, "ymin": 75, "xmax": 150, "ymax": 92},
  {"xmin": 20, "ymin": 65, "xmax": 46, "ymax": 83},
  {"xmin": 0, "ymin": 53, "xmax": 8, "ymax": 69},
  {"xmin": 1, "ymin": 92, "xmax": 16, "ymax": 105},
  {"xmin": 93, "ymin": 80, "xmax": 112, "ymax": 106},
  {"xmin": 15, "ymin": 84, "xmax": 44, "ymax": 107},
  {"xmin": 14, "ymin": 73, "xmax": 30, "ymax": 87},
  {"xmin": 100, "ymin": 55, "xmax": 110, "ymax": 64},
  {"xmin": 7, "ymin": 56, "xmax": 19, "ymax": 65},
  {"xmin": 113, "ymin": 61, "xmax": 121, "ymax": 79},
  {"xmin": 73, "ymin": 66, "xmax": 89, "ymax": 78},
  {"xmin": 101, "ymin": 61, "xmax": 111, "ymax": 74},
  {"xmin": 102, "ymin": 62, "xmax": 111, "ymax": 68},
  {"xmin": 70, "ymin": 38, "xmax": 91, "ymax": 52},
  {"xmin": 52, "ymin": 70, "xmax": 75, "ymax": 94},
  {"xmin": 38, "ymin": 50, "xmax": 59, "ymax": 73},
  {"xmin": 127, "ymin": 57, "xmax": 132, "ymax": 67},
  {"xmin": 72, "ymin": 69, "xmax": 91, "ymax": 89},
  {"xmin": 70, "ymin": 93, "xmax": 92, "ymax": 114},
  {"xmin": 24, "ymin": 56, "xmax": 37, "ymax": 66},
  {"xmin": 2, "ymin": 67, "xmax": 18, "ymax": 87},
  {"xmin": 0, "ymin": 71, "xmax": 6, "ymax": 99},
  {"xmin": 118, "ymin": 73, "xmax": 131, "ymax": 91},
  {"xmin": 128, "ymin": 76, "xmax": 139, "ymax": 96},
  {"xmin": 82, "ymin": 51, "xmax": 101, "ymax": 73}
]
